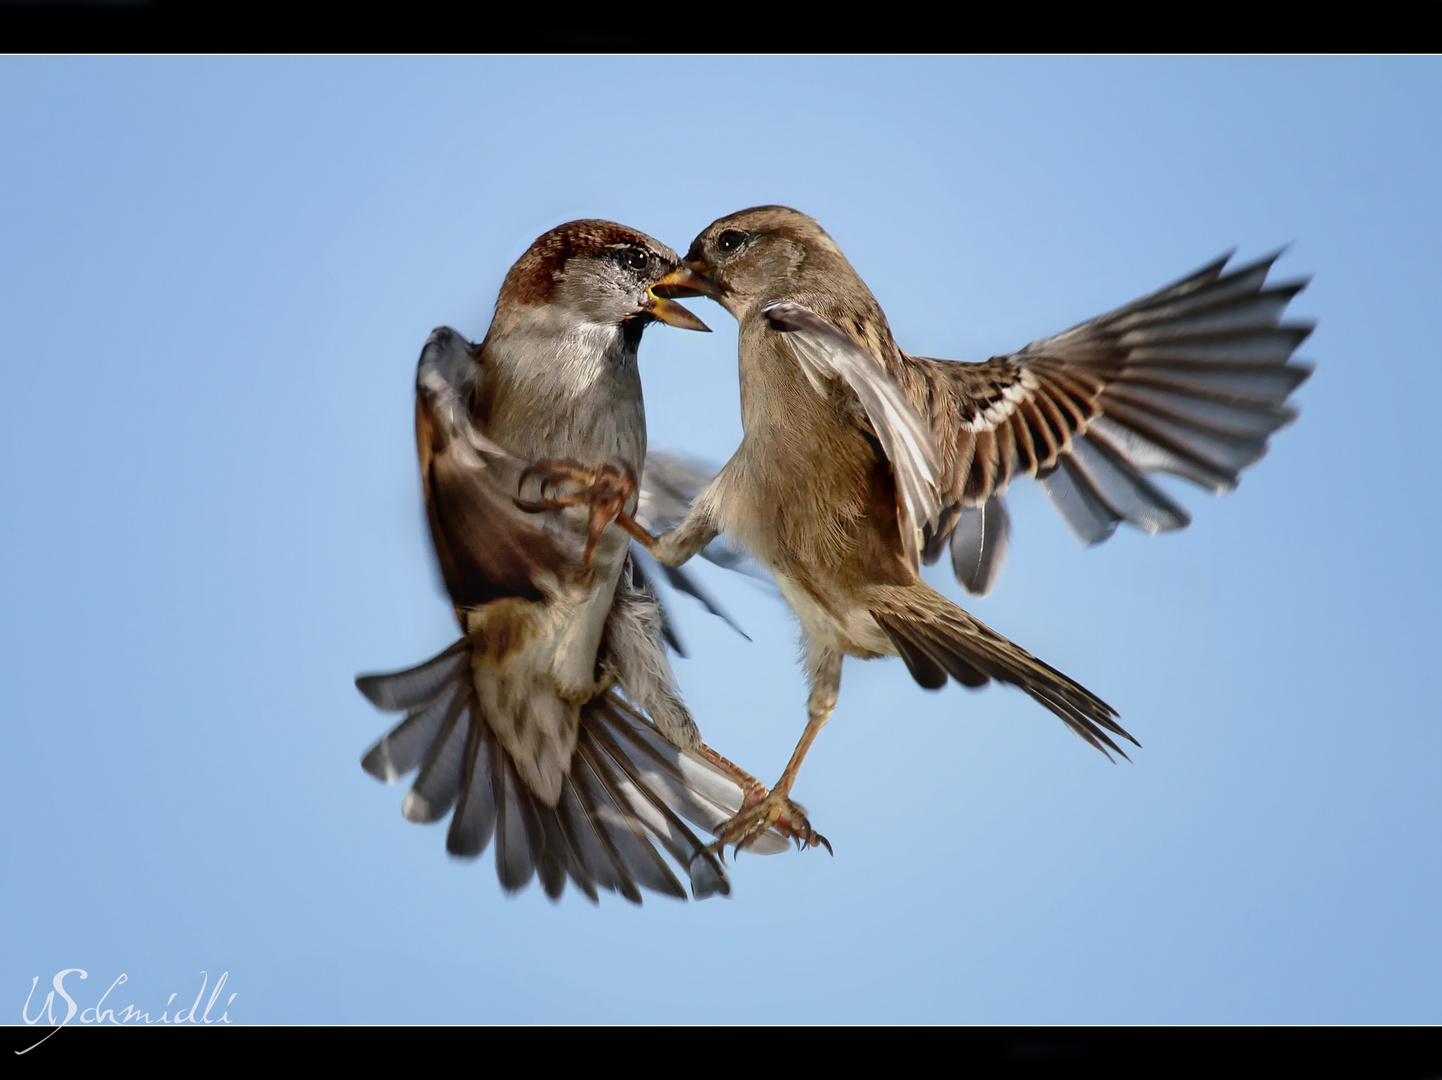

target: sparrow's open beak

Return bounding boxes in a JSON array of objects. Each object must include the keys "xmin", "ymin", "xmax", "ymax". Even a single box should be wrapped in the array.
[
  {"xmin": 645, "ymin": 265, "xmax": 722, "ymax": 331},
  {"xmin": 686, "ymin": 257, "xmax": 726, "ymax": 288}
]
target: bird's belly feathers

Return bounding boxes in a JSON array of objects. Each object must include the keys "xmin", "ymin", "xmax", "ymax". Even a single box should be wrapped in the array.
[
  {"xmin": 463, "ymin": 364, "xmax": 636, "ymax": 805},
  {"xmin": 464, "ymin": 512, "xmax": 629, "ymax": 689},
  {"xmin": 722, "ymin": 415, "xmax": 907, "ymax": 594},
  {"xmin": 774, "ymin": 570, "xmax": 896, "ymax": 660},
  {"xmin": 461, "ymin": 533, "xmax": 627, "ymax": 805}
]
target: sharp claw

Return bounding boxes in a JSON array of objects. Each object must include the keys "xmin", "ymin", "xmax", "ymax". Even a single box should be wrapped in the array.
[
  {"xmin": 520, "ymin": 459, "xmax": 595, "ymax": 500},
  {"xmin": 514, "ymin": 459, "xmax": 644, "ymax": 575},
  {"xmin": 709, "ymin": 793, "xmax": 826, "ymax": 859},
  {"xmin": 513, "ymin": 496, "xmax": 572, "ymax": 513}
]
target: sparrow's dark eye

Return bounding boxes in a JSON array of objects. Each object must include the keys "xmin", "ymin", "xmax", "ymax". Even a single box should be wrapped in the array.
[
  {"xmin": 623, "ymin": 248, "xmax": 650, "ymax": 272},
  {"xmin": 717, "ymin": 230, "xmax": 747, "ymax": 254}
]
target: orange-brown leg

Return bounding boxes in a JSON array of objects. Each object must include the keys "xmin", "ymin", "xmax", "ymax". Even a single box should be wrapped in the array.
[{"xmin": 708, "ymin": 642, "xmax": 841, "ymax": 857}]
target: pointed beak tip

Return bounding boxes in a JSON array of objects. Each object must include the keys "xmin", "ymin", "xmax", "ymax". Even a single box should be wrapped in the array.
[{"xmin": 645, "ymin": 289, "xmax": 712, "ymax": 333}]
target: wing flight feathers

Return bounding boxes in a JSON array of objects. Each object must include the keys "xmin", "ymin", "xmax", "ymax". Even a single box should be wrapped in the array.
[{"xmin": 914, "ymin": 252, "xmax": 1312, "ymax": 591}]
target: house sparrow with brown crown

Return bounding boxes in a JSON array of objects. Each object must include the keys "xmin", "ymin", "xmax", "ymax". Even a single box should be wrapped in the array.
[
  {"xmin": 571, "ymin": 205, "xmax": 1313, "ymax": 854},
  {"xmin": 354, "ymin": 220, "xmax": 786, "ymax": 903}
]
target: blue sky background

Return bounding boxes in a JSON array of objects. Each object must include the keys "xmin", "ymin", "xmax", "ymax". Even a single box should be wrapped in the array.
[{"xmin": 3, "ymin": 56, "xmax": 1440, "ymax": 1026}]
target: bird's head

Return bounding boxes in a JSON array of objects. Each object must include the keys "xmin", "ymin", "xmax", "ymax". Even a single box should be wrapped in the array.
[
  {"xmin": 682, "ymin": 206, "xmax": 856, "ymax": 317},
  {"xmin": 494, "ymin": 219, "xmax": 713, "ymax": 336}
]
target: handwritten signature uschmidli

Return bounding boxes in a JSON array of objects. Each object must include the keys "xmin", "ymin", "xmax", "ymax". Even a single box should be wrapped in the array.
[{"xmin": 18, "ymin": 969, "xmax": 237, "ymax": 1053}]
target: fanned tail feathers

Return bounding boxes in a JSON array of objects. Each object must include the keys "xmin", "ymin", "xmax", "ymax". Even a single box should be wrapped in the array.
[
  {"xmin": 356, "ymin": 641, "xmax": 778, "ymax": 902},
  {"xmin": 868, "ymin": 586, "xmax": 1138, "ymax": 761}
]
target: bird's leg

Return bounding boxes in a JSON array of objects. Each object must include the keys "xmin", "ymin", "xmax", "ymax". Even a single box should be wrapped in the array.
[
  {"xmin": 693, "ymin": 745, "xmax": 771, "ymax": 812},
  {"xmin": 644, "ymin": 510, "xmax": 719, "ymax": 569},
  {"xmin": 513, "ymin": 459, "xmax": 641, "ymax": 573},
  {"xmin": 707, "ymin": 642, "xmax": 842, "ymax": 857}
]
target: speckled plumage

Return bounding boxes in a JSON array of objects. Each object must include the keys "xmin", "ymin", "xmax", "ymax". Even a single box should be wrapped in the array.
[{"xmin": 640, "ymin": 206, "xmax": 1311, "ymax": 846}]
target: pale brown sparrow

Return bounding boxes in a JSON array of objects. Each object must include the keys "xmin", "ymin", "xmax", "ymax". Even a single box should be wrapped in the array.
[
  {"xmin": 355, "ymin": 220, "xmax": 784, "ymax": 902},
  {"xmin": 608, "ymin": 205, "xmax": 1312, "ymax": 852}
]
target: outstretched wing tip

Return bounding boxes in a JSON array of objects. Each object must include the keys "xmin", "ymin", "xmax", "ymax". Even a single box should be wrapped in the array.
[{"xmin": 930, "ymin": 247, "xmax": 1313, "ymax": 594}]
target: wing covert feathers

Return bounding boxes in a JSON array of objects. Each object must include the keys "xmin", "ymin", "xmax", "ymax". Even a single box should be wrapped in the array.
[
  {"xmin": 910, "ymin": 252, "xmax": 1312, "ymax": 587},
  {"xmin": 355, "ymin": 641, "xmax": 757, "ymax": 902}
]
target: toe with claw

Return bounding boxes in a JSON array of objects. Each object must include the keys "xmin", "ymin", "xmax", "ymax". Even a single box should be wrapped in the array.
[
  {"xmin": 513, "ymin": 459, "xmax": 650, "ymax": 571},
  {"xmin": 709, "ymin": 789, "xmax": 832, "ymax": 860}
]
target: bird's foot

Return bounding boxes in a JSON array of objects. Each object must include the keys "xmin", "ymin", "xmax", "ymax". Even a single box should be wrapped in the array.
[
  {"xmin": 708, "ymin": 790, "xmax": 831, "ymax": 859},
  {"xmin": 513, "ymin": 459, "xmax": 643, "ymax": 571}
]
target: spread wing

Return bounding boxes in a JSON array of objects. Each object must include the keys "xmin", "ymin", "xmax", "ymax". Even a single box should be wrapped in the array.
[
  {"xmin": 908, "ymin": 251, "xmax": 1314, "ymax": 596},
  {"xmin": 763, "ymin": 301, "xmax": 944, "ymax": 573},
  {"xmin": 414, "ymin": 326, "xmax": 575, "ymax": 609}
]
